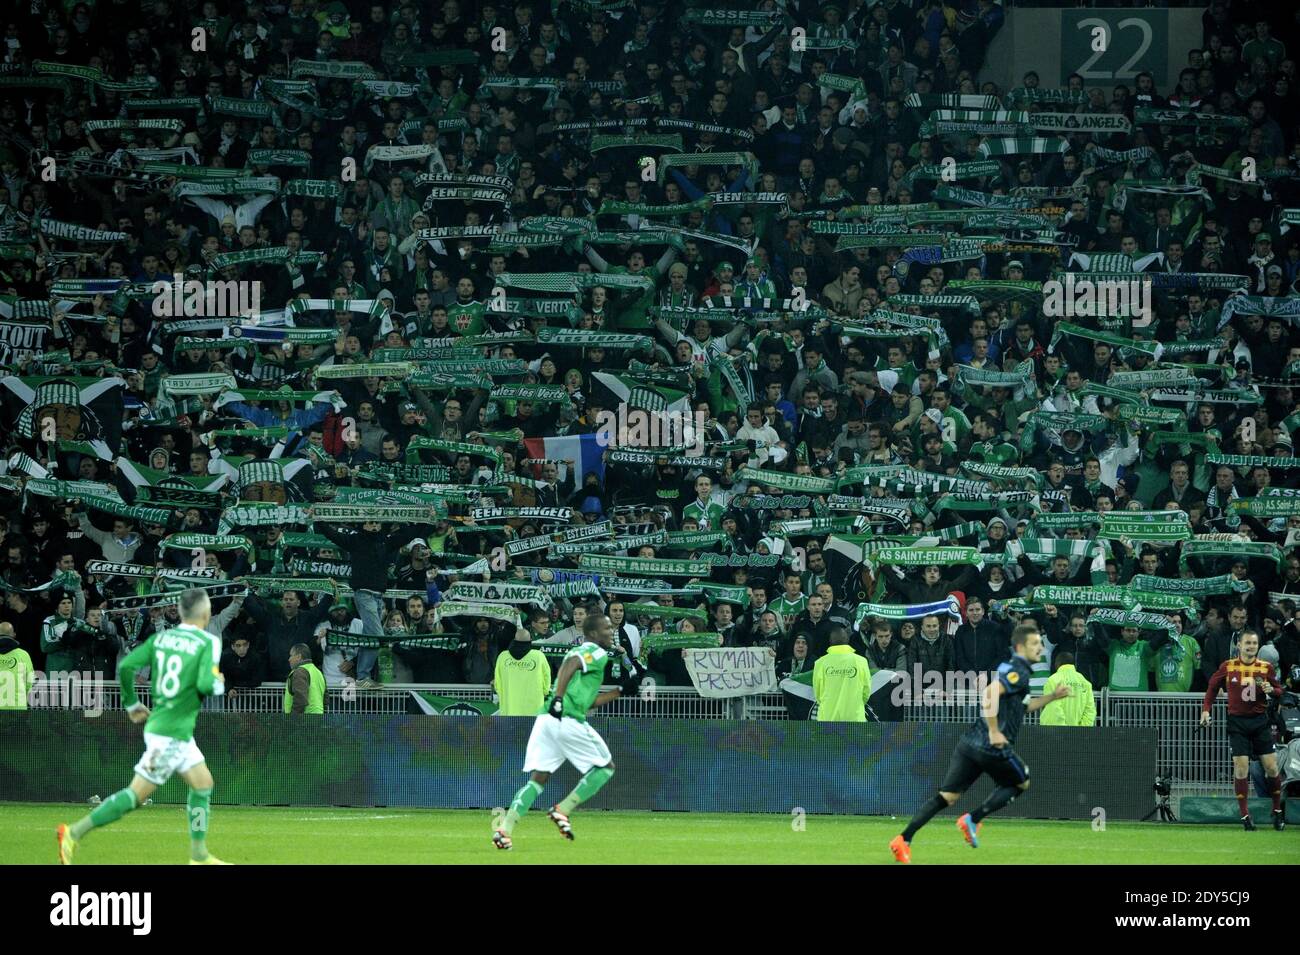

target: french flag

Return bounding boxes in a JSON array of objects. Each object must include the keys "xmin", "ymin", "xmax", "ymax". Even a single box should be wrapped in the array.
[{"xmin": 522, "ymin": 433, "xmax": 606, "ymax": 484}]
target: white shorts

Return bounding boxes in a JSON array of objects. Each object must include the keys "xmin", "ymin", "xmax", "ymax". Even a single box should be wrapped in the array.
[
  {"xmin": 522, "ymin": 715, "xmax": 612, "ymax": 774},
  {"xmin": 134, "ymin": 732, "xmax": 206, "ymax": 786}
]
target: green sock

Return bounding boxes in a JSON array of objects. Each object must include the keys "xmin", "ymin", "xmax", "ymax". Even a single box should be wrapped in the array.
[
  {"xmin": 502, "ymin": 780, "xmax": 543, "ymax": 835},
  {"xmin": 187, "ymin": 787, "xmax": 212, "ymax": 861},
  {"xmin": 556, "ymin": 767, "xmax": 614, "ymax": 814},
  {"xmin": 72, "ymin": 787, "xmax": 139, "ymax": 839}
]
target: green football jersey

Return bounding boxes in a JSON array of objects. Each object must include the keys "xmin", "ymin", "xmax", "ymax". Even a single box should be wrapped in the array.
[
  {"xmin": 682, "ymin": 498, "xmax": 726, "ymax": 529},
  {"xmin": 771, "ymin": 594, "xmax": 808, "ymax": 628},
  {"xmin": 543, "ymin": 641, "xmax": 611, "ymax": 722},
  {"xmin": 119, "ymin": 624, "xmax": 223, "ymax": 742},
  {"xmin": 967, "ymin": 440, "xmax": 1020, "ymax": 466}
]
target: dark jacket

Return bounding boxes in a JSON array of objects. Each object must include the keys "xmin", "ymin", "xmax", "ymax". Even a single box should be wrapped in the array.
[
  {"xmin": 220, "ymin": 647, "xmax": 268, "ymax": 689},
  {"xmin": 243, "ymin": 594, "xmax": 335, "ymax": 681},
  {"xmin": 776, "ymin": 654, "xmax": 815, "ymax": 720},
  {"xmin": 953, "ymin": 618, "xmax": 1011, "ymax": 674},
  {"xmin": 316, "ymin": 523, "xmax": 413, "ymax": 593},
  {"xmin": 908, "ymin": 633, "xmax": 955, "ymax": 678},
  {"xmin": 866, "ymin": 638, "xmax": 908, "ymax": 673},
  {"xmin": 1201, "ymin": 626, "xmax": 1244, "ymax": 683},
  {"xmin": 885, "ymin": 565, "xmax": 979, "ymax": 605},
  {"xmin": 788, "ymin": 612, "xmax": 837, "ymax": 660}
]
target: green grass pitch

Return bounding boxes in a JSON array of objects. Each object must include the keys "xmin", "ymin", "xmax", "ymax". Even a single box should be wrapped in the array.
[{"xmin": 5, "ymin": 803, "xmax": 1299, "ymax": 864}]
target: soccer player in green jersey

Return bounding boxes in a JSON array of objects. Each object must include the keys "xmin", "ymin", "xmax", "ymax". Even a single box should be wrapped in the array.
[
  {"xmin": 58, "ymin": 589, "xmax": 229, "ymax": 865},
  {"xmin": 493, "ymin": 612, "xmax": 639, "ymax": 849}
]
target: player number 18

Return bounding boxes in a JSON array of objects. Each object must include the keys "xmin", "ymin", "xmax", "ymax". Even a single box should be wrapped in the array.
[{"xmin": 155, "ymin": 651, "xmax": 183, "ymax": 698}]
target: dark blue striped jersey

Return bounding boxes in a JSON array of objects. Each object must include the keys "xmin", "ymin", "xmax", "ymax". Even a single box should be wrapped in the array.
[{"xmin": 963, "ymin": 654, "xmax": 1034, "ymax": 752}]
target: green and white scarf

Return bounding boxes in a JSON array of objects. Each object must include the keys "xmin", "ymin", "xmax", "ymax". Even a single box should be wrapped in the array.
[
  {"xmin": 935, "ymin": 185, "xmax": 1034, "ymax": 210},
  {"xmin": 954, "ymin": 359, "xmax": 1035, "ymax": 393},
  {"xmin": 171, "ymin": 177, "xmax": 280, "ymax": 197},
  {"xmin": 208, "ymin": 247, "xmax": 322, "ymax": 271},
  {"xmin": 445, "ymin": 581, "xmax": 553, "ymax": 608},
  {"xmin": 1133, "ymin": 108, "xmax": 1247, "ymax": 130},
  {"xmin": 887, "ymin": 294, "xmax": 980, "ymax": 316},
  {"xmin": 291, "ymin": 59, "xmax": 378, "ymax": 80},
  {"xmin": 283, "ymin": 179, "xmax": 343, "ymax": 199},
  {"xmin": 978, "ymin": 137, "xmax": 1069, "ymax": 157},
  {"xmin": 159, "ymin": 373, "xmax": 237, "ymax": 398},
  {"xmin": 83, "ymin": 118, "xmax": 184, "ymax": 135},
  {"xmin": 315, "ymin": 362, "xmax": 412, "ymax": 380},
  {"xmin": 207, "ymin": 96, "xmax": 273, "ymax": 119},
  {"xmin": 902, "ymin": 160, "xmax": 1000, "ymax": 188},
  {"xmin": 1049, "ymin": 322, "xmax": 1161, "ymax": 358},
  {"xmin": 35, "ymin": 219, "xmax": 127, "ymax": 243},
  {"xmin": 1089, "ymin": 145, "xmax": 1156, "ymax": 165},
  {"xmin": 431, "ymin": 601, "xmax": 520, "ymax": 627},
  {"xmin": 1027, "ymin": 585, "xmax": 1195, "ymax": 616},
  {"xmin": 1086, "ymin": 608, "xmax": 1178, "ymax": 640},
  {"xmin": 406, "ymin": 436, "xmax": 503, "ymax": 468},
  {"xmin": 219, "ymin": 503, "xmax": 310, "ymax": 530},
  {"xmin": 311, "ymin": 504, "xmax": 437, "ymax": 523},
  {"xmin": 576, "ymin": 555, "xmax": 711, "ymax": 577},
  {"xmin": 624, "ymin": 603, "xmax": 708, "ymax": 622},
  {"xmin": 489, "ymin": 383, "xmax": 572, "ymax": 405},
  {"xmin": 961, "ymin": 462, "xmax": 1041, "ymax": 487},
  {"xmin": 905, "ymin": 94, "xmax": 1001, "ymax": 110},
  {"xmin": 871, "ymin": 546, "xmax": 981, "ymax": 566},
  {"xmin": 736, "ymin": 468, "xmax": 835, "ymax": 493},
  {"xmin": 470, "ymin": 506, "xmax": 572, "ymax": 523},
  {"xmin": 1130, "ymin": 574, "xmax": 1251, "ymax": 598},
  {"xmin": 1031, "ymin": 113, "xmax": 1131, "ymax": 133},
  {"xmin": 657, "ymin": 152, "xmax": 759, "ymax": 186},
  {"xmin": 1230, "ymin": 488, "xmax": 1300, "ymax": 517},
  {"xmin": 1179, "ymin": 539, "xmax": 1284, "ymax": 573},
  {"xmin": 1206, "ymin": 454, "xmax": 1300, "ymax": 470},
  {"xmin": 1004, "ymin": 88, "xmax": 1088, "ymax": 107},
  {"xmin": 159, "ymin": 533, "xmax": 253, "ymax": 557},
  {"xmin": 680, "ymin": 9, "xmax": 783, "ymax": 27},
  {"xmin": 535, "ymin": 327, "xmax": 652, "ymax": 350}
]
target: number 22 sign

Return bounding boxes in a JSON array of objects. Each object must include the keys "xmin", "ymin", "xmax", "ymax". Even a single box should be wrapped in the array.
[{"xmin": 1062, "ymin": 10, "xmax": 1168, "ymax": 84}]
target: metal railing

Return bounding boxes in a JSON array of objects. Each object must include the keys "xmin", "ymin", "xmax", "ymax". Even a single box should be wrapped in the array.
[{"xmin": 24, "ymin": 680, "xmax": 1238, "ymax": 795}]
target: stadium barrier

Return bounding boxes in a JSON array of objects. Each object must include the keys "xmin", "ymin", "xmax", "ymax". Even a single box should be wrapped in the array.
[
  {"xmin": 23, "ymin": 679, "xmax": 1232, "ymax": 797},
  {"xmin": 0, "ymin": 710, "xmax": 1157, "ymax": 819}
]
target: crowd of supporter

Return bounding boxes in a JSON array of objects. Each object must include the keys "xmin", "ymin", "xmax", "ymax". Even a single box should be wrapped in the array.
[{"xmin": 2, "ymin": 0, "xmax": 1300, "ymax": 718}]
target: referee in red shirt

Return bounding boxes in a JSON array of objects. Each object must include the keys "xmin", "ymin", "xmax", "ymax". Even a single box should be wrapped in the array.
[{"xmin": 1200, "ymin": 629, "xmax": 1286, "ymax": 831}]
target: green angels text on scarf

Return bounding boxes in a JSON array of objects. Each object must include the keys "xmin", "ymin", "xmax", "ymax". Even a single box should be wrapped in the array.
[{"xmin": 575, "ymin": 555, "xmax": 712, "ymax": 577}]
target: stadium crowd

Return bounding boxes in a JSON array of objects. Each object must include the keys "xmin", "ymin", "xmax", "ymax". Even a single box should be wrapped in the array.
[{"xmin": 2, "ymin": 0, "xmax": 1300, "ymax": 719}]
